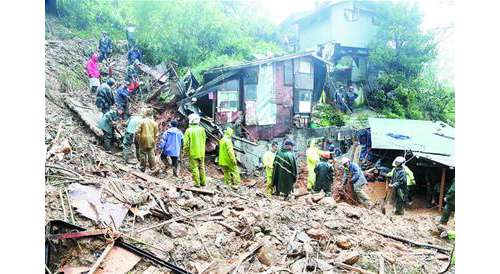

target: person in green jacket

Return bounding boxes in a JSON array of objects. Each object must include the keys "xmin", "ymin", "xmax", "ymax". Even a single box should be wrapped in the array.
[
  {"xmin": 313, "ymin": 155, "xmax": 334, "ymax": 196},
  {"xmin": 183, "ymin": 114, "xmax": 207, "ymax": 187},
  {"xmin": 306, "ymin": 140, "xmax": 321, "ymax": 191},
  {"xmin": 98, "ymin": 109, "xmax": 120, "ymax": 151},
  {"xmin": 272, "ymin": 140, "xmax": 298, "ymax": 200},
  {"xmin": 262, "ymin": 142, "xmax": 278, "ymax": 195},
  {"xmin": 122, "ymin": 114, "xmax": 142, "ymax": 163},
  {"xmin": 218, "ymin": 127, "xmax": 241, "ymax": 188},
  {"xmin": 440, "ymin": 179, "xmax": 455, "ymax": 224}
]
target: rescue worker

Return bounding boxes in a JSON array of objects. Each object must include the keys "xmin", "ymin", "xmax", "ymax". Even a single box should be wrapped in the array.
[
  {"xmin": 218, "ymin": 127, "xmax": 241, "ymax": 188},
  {"xmin": 95, "ymin": 78, "xmax": 115, "ymax": 114},
  {"xmin": 98, "ymin": 108, "xmax": 120, "ymax": 151},
  {"xmin": 122, "ymin": 114, "xmax": 142, "ymax": 163},
  {"xmin": 440, "ymin": 179, "xmax": 455, "ymax": 224},
  {"xmin": 328, "ymin": 144, "xmax": 342, "ymax": 158},
  {"xmin": 158, "ymin": 120, "xmax": 183, "ymax": 177},
  {"xmin": 98, "ymin": 31, "xmax": 112, "ymax": 62},
  {"xmin": 272, "ymin": 140, "xmax": 298, "ymax": 200},
  {"xmin": 313, "ymin": 155, "xmax": 334, "ymax": 196},
  {"xmin": 86, "ymin": 53, "xmax": 100, "ymax": 93},
  {"xmin": 341, "ymin": 157, "xmax": 372, "ymax": 207},
  {"xmin": 126, "ymin": 25, "xmax": 136, "ymax": 50},
  {"xmin": 386, "ymin": 157, "xmax": 415, "ymax": 206},
  {"xmin": 183, "ymin": 114, "xmax": 207, "ymax": 187},
  {"xmin": 127, "ymin": 46, "xmax": 142, "ymax": 65},
  {"xmin": 135, "ymin": 108, "xmax": 159, "ymax": 172},
  {"xmin": 115, "ymin": 82, "xmax": 130, "ymax": 119},
  {"xmin": 306, "ymin": 140, "xmax": 321, "ymax": 191},
  {"xmin": 389, "ymin": 156, "xmax": 408, "ymax": 215},
  {"xmin": 425, "ymin": 168, "xmax": 439, "ymax": 208},
  {"xmin": 262, "ymin": 142, "xmax": 278, "ymax": 195}
]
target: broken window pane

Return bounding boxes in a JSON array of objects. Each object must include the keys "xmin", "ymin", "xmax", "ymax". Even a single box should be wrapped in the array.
[
  {"xmin": 243, "ymin": 67, "xmax": 259, "ymax": 85},
  {"xmin": 294, "ymin": 73, "xmax": 313, "ymax": 90}
]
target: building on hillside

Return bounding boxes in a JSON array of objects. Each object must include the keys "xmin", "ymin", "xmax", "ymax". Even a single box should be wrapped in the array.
[
  {"xmin": 181, "ymin": 52, "xmax": 332, "ymax": 141},
  {"xmin": 291, "ymin": 0, "xmax": 379, "ymax": 86},
  {"xmin": 361, "ymin": 118, "xmax": 454, "ymax": 211}
]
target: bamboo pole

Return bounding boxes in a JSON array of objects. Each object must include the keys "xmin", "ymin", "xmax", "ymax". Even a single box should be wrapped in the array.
[{"xmin": 438, "ymin": 168, "xmax": 446, "ymax": 212}]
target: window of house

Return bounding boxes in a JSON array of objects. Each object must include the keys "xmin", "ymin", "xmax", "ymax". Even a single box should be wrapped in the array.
[
  {"xmin": 298, "ymin": 60, "xmax": 312, "ymax": 74},
  {"xmin": 217, "ymin": 90, "xmax": 239, "ymax": 112},
  {"xmin": 295, "ymin": 89, "xmax": 312, "ymax": 113}
]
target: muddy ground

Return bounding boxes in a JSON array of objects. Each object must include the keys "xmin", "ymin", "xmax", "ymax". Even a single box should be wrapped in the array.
[{"xmin": 45, "ymin": 19, "xmax": 455, "ymax": 274}]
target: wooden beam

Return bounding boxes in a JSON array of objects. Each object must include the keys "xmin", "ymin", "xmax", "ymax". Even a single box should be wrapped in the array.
[{"xmin": 438, "ymin": 167, "xmax": 446, "ymax": 212}]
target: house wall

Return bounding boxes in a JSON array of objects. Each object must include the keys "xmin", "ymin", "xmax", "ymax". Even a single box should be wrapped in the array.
[{"xmin": 298, "ymin": 1, "xmax": 378, "ymax": 51}]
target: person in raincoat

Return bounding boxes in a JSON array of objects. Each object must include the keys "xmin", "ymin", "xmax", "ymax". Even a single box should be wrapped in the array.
[
  {"xmin": 440, "ymin": 179, "xmax": 455, "ymax": 224},
  {"xmin": 135, "ymin": 108, "xmax": 159, "ymax": 172},
  {"xmin": 272, "ymin": 140, "xmax": 298, "ymax": 200},
  {"xmin": 306, "ymin": 140, "xmax": 321, "ymax": 191},
  {"xmin": 98, "ymin": 109, "xmax": 120, "ymax": 151},
  {"xmin": 96, "ymin": 78, "xmax": 115, "ymax": 114},
  {"xmin": 262, "ymin": 142, "xmax": 278, "ymax": 195},
  {"xmin": 115, "ymin": 82, "xmax": 130, "ymax": 119},
  {"xmin": 98, "ymin": 31, "xmax": 112, "ymax": 62},
  {"xmin": 313, "ymin": 155, "xmax": 335, "ymax": 196},
  {"xmin": 389, "ymin": 156, "xmax": 408, "ymax": 215},
  {"xmin": 218, "ymin": 127, "xmax": 241, "ymax": 188},
  {"xmin": 341, "ymin": 157, "xmax": 372, "ymax": 207},
  {"xmin": 86, "ymin": 53, "xmax": 100, "ymax": 93},
  {"xmin": 386, "ymin": 156, "xmax": 415, "ymax": 206},
  {"xmin": 122, "ymin": 114, "xmax": 142, "ymax": 163},
  {"xmin": 183, "ymin": 114, "xmax": 207, "ymax": 187},
  {"xmin": 158, "ymin": 120, "xmax": 183, "ymax": 177}
]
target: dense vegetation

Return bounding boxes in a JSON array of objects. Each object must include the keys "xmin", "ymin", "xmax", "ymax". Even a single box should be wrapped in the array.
[
  {"xmin": 54, "ymin": 0, "xmax": 284, "ymax": 78},
  {"xmin": 51, "ymin": 0, "xmax": 454, "ymax": 125},
  {"xmin": 367, "ymin": 1, "xmax": 455, "ymax": 125}
]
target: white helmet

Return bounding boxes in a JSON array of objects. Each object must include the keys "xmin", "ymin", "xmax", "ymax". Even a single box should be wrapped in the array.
[
  {"xmin": 188, "ymin": 113, "xmax": 200, "ymax": 124},
  {"xmin": 341, "ymin": 157, "xmax": 350, "ymax": 165},
  {"xmin": 392, "ymin": 156, "xmax": 406, "ymax": 167}
]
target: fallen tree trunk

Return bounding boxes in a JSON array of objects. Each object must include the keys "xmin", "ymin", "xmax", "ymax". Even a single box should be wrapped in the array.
[
  {"xmin": 64, "ymin": 96, "xmax": 103, "ymax": 137},
  {"xmin": 363, "ymin": 227, "xmax": 451, "ymax": 253}
]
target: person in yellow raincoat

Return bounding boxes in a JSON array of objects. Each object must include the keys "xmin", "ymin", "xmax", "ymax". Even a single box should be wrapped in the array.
[
  {"xmin": 135, "ymin": 108, "xmax": 159, "ymax": 172},
  {"xmin": 183, "ymin": 114, "xmax": 207, "ymax": 187},
  {"xmin": 262, "ymin": 141, "xmax": 278, "ymax": 195},
  {"xmin": 306, "ymin": 140, "xmax": 321, "ymax": 191},
  {"xmin": 218, "ymin": 127, "xmax": 241, "ymax": 188}
]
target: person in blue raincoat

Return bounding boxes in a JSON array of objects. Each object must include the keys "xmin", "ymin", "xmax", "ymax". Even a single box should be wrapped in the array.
[
  {"xmin": 115, "ymin": 82, "xmax": 130, "ymax": 119},
  {"xmin": 158, "ymin": 120, "xmax": 183, "ymax": 177}
]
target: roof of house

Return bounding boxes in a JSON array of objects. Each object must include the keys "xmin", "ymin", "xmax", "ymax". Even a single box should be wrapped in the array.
[
  {"xmin": 368, "ymin": 118, "xmax": 454, "ymax": 166},
  {"xmin": 293, "ymin": 0, "xmax": 378, "ymax": 25},
  {"xmin": 204, "ymin": 51, "xmax": 332, "ymax": 75}
]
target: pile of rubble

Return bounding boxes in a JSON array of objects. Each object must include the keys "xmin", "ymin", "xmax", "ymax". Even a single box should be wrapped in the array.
[{"xmin": 44, "ymin": 23, "xmax": 454, "ymax": 274}]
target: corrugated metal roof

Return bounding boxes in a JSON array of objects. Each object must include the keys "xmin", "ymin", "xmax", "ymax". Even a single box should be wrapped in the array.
[
  {"xmin": 368, "ymin": 118, "xmax": 454, "ymax": 156},
  {"xmin": 204, "ymin": 51, "xmax": 332, "ymax": 74},
  {"xmin": 413, "ymin": 152, "xmax": 454, "ymax": 168}
]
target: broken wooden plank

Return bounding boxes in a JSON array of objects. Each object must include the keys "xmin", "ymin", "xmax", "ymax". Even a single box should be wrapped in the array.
[
  {"xmin": 177, "ymin": 186, "xmax": 215, "ymax": 195},
  {"xmin": 64, "ymin": 97, "xmax": 103, "ymax": 137},
  {"xmin": 330, "ymin": 262, "xmax": 377, "ymax": 274},
  {"xmin": 363, "ymin": 227, "xmax": 451, "ymax": 253},
  {"xmin": 115, "ymin": 163, "xmax": 163, "ymax": 185},
  {"xmin": 215, "ymin": 221, "xmax": 242, "ymax": 235},
  {"xmin": 94, "ymin": 246, "xmax": 141, "ymax": 274},
  {"xmin": 230, "ymin": 242, "xmax": 264, "ymax": 274}
]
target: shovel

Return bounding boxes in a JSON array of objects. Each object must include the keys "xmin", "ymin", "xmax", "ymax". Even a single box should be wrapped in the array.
[{"xmin": 381, "ymin": 179, "xmax": 393, "ymax": 215}]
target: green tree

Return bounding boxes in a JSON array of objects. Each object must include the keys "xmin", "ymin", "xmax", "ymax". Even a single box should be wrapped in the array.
[{"xmin": 368, "ymin": 1, "xmax": 454, "ymax": 124}]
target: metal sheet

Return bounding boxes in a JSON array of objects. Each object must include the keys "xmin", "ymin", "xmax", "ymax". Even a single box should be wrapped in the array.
[
  {"xmin": 368, "ymin": 118, "xmax": 454, "ymax": 156},
  {"xmin": 413, "ymin": 152, "xmax": 454, "ymax": 168},
  {"xmin": 256, "ymin": 64, "xmax": 277, "ymax": 125}
]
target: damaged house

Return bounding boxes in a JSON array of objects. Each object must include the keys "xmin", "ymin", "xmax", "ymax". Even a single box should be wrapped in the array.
[{"xmin": 186, "ymin": 52, "xmax": 332, "ymax": 141}]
